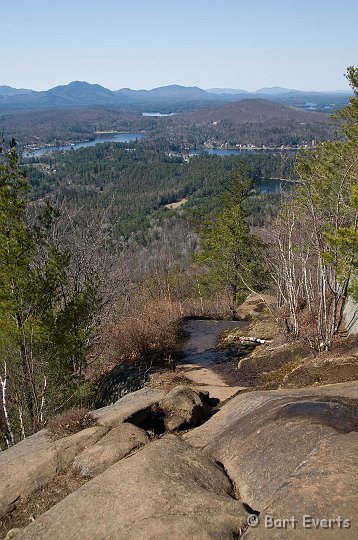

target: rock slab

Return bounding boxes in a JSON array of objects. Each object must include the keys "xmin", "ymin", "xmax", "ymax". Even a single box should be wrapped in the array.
[
  {"xmin": 17, "ymin": 435, "xmax": 249, "ymax": 540},
  {"xmin": 72, "ymin": 423, "xmax": 149, "ymax": 477},
  {"xmin": 185, "ymin": 382, "xmax": 358, "ymax": 538},
  {"xmin": 0, "ymin": 426, "xmax": 106, "ymax": 518}
]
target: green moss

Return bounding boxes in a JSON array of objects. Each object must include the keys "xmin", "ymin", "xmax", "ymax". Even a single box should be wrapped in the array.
[{"xmin": 260, "ymin": 360, "xmax": 301, "ymax": 387}]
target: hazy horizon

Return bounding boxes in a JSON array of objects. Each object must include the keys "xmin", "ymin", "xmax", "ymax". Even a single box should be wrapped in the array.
[{"xmin": 2, "ymin": 0, "xmax": 357, "ymax": 92}]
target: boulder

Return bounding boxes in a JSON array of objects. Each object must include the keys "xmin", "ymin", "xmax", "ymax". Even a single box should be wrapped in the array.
[
  {"xmin": 16, "ymin": 435, "xmax": 249, "ymax": 540},
  {"xmin": 92, "ymin": 387, "xmax": 166, "ymax": 428},
  {"xmin": 159, "ymin": 385, "xmax": 212, "ymax": 430},
  {"xmin": 72, "ymin": 423, "xmax": 149, "ymax": 477},
  {"xmin": 184, "ymin": 382, "xmax": 358, "ymax": 537}
]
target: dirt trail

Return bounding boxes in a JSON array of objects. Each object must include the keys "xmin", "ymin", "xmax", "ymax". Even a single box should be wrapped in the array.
[{"xmin": 177, "ymin": 320, "xmax": 247, "ymax": 388}]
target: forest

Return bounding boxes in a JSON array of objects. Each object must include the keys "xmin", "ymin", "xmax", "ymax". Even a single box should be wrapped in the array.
[
  {"xmin": 0, "ymin": 67, "xmax": 357, "ymax": 449},
  {"xmin": 0, "ymin": 97, "xmax": 338, "ymax": 151}
]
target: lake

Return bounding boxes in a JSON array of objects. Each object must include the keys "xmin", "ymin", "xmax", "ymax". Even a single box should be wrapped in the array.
[
  {"xmin": 142, "ymin": 112, "xmax": 178, "ymax": 117},
  {"xmin": 24, "ymin": 133, "xmax": 146, "ymax": 158}
]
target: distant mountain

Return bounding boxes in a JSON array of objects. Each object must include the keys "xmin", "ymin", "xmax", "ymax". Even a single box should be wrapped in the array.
[
  {"xmin": 207, "ymin": 88, "xmax": 248, "ymax": 95},
  {"xmin": 115, "ymin": 88, "xmax": 149, "ymax": 98},
  {"xmin": 178, "ymin": 98, "xmax": 333, "ymax": 124},
  {"xmin": 0, "ymin": 81, "xmax": 352, "ymax": 114},
  {"xmin": 0, "ymin": 81, "xmax": 125, "ymax": 110},
  {"xmin": 116, "ymin": 84, "xmax": 209, "ymax": 101},
  {"xmin": 255, "ymin": 87, "xmax": 294, "ymax": 95},
  {"xmin": 0, "ymin": 85, "xmax": 34, "ymax": 96},
  {"xmin": 47, "ymin": 81, "xmax": 114, "ymax": 100}
]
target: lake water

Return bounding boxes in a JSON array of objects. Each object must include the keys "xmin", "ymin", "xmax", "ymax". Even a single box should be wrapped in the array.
[
  {"xmin": 254, "ymin": 178, "xmax": 286, "ymax": 193},
  {"xmin": 24, "ymin": 133, "xmax": 146, "ymax": 158},
  {"xmin": 189, "ymin": 147, "xmax": 293, "ymax": 193},
  {"xmin": 142, "ymin": 112, "xmax": 178, "ymax": 117}
]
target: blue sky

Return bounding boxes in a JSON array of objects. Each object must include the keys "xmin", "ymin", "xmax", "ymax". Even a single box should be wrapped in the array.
[{"xmin": 1, "ymin": 0, "xmax": 357, "ymax": 91}]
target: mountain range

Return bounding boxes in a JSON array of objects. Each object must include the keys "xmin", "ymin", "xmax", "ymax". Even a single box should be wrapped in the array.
[{"xmin": 0, "ymin": 81, "xmax": 352, "ymax": 113}]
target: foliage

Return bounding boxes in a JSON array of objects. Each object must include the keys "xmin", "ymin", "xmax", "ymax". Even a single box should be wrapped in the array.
[
  {"xmin": 194, "ymin": 164, "xmax": 265, "ymax": 318},
  {"xmin": 271, "ymin": 67, "xmax": 358, "ymax": 349},
  {"xmin": 0, "ymin": 143, "xmax": 99, "ymax": 447}
]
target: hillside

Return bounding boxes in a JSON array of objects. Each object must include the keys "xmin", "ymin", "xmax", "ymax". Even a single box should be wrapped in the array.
[
  {"xmin": 177, "ymin": 98, "xmax": 334, "ymax": 124},
  {"xmin": 0, "ymin": 108, "xmax": 151, "ymax": 146}
]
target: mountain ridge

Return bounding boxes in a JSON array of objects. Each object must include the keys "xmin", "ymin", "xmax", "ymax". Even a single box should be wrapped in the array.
[{"xmin": 0, "ymin": 81, "xmax": 352, "ymax": 113}]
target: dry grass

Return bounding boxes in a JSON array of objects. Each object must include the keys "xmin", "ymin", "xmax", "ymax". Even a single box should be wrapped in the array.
[
  {"xmin": 47, "ymin": 408, "xmax": 96, "ymax": 440},
  {"xmin": 148, "ymin": 371, "xmax": 193, "ymax": 391},
  {"xmin": 0, "ymin": 470, "xmax": 87, "ymax": 539}
]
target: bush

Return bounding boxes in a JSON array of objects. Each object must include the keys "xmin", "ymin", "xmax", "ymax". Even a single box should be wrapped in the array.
[{"xmin": 112, "ymin": 298, "xmax": 182, "ymax": 362}]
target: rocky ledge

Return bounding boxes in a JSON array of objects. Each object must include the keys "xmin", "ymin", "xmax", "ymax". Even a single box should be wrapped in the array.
[{"xmin": 0, "ymin": 381, "xmax": 357, "ymax": 539}]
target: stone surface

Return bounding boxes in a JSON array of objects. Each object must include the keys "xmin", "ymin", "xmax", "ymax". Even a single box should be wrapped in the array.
[
  {"xmin": 53, "ymin": 426, "xmax": 108, "ymax": 470},
  {"xmin": 176, "ymin": 363, "xmax": 231, "ymax": 386},
  {"xmin": 245, "ymin": 432, "xmax": 357, "ymax": 538},
  {"xmin": 92, "ymin": 387, "xmax": 166, "ymax": 428},
  {"xmin": 17, "ymin": 435, "xmax": 249, "ymax": 540},
  {"xmin": 72, "ymin": 423, "xmax": 149, "ymax": 477},
  {"xmin": 159, "ymin": 385, "xmax": 212, "ymax": 430},
  {"xmin": 185, "ymin": 382, "xmax": 358, "ymax": 537},
  {"xmin": 0, "ymin": 426, "xmax": 107, "ymax": 518},
  {"xmin": 191, "ymin": 385, "xmax": 247, "ymax": 404},
  {"xmin": 0, "ymin": 431, "xmax": 56, "ymax": 518}
]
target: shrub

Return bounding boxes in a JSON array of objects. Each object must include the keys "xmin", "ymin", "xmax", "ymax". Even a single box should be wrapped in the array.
[{"xmin": 112, "ymin": 298, "xmax": 183, "ymax": 362}]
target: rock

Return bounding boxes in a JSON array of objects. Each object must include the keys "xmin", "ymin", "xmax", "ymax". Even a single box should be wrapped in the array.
[
  {"xmin": 53, "ymin": 426, "xmax": 108, "ymax": 470},
  {"xmin": 0, "ymin": 426, "xmax": 107, "ymax": 518},
  {"xmin": 92, "ymin": 387, "xmax": 166, "ymax": 428},
  {"xmin": 235, "ymin": 293, "xmax": 276, "ymax": 321},
  {"xmin": 184, "ymin": 382, "xmax": 358, "ymax": 536},
  {"xmin": 72, "ymin": 423, "xmax": 149, "ymax": 477},
  {"xmin": 246, "ymin": 433, "xmax": 358, "ymax": 538},
  {"xmin": 191, "ymin": 385, "xmax": 246, "ymax": 404},
  {"xmin": 0, "ymin": 430, "xmax": 57, "ymax": 518},
  {"xmin": 159, "ymin": 385, "xmax": 212, "ymax": 430},
  {"xmin": 16, "ymin": 435, "xmax": 249, "ymax": 540},
  {"xmin": 4, "ymin": 529, "xmax": 23, "ymax": 540}
]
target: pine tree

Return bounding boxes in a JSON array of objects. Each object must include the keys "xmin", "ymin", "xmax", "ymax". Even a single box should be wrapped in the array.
[{"xmin": 195, "ymin": 164, "xmax": 264, "ymax": 319}]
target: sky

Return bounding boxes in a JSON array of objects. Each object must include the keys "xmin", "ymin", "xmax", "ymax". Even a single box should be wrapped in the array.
[{"xmin": 1, "ymin": 0, "xmax": 357, "ymax": 92}]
